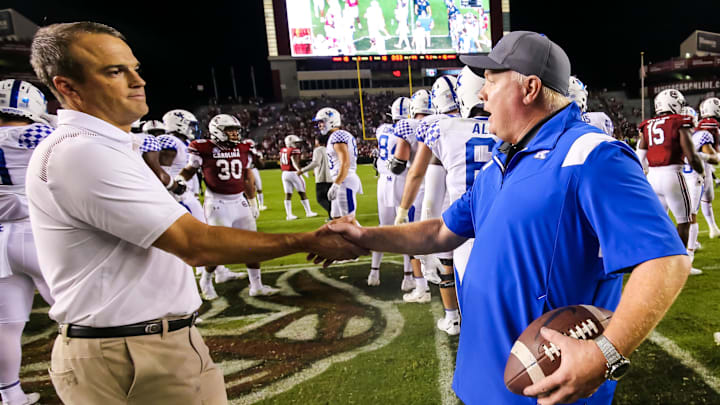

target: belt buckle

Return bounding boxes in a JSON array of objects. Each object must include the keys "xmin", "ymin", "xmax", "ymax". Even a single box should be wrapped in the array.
[
  {"xmin": 144, "ymin": 323, "xmax": 162, "ymax": 334},
  {"xmin": 190, "ymin": 311, "xmax": 198, "ymax": 325}
]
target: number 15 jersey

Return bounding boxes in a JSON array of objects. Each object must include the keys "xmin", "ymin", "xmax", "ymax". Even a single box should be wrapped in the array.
[
  {"xmin": 638, "ymin": 114, "xmax": 694, "ymax": 167},
  {"xmin": 187, "ymin": 139, "xmax": 250, "ymax": 195}
]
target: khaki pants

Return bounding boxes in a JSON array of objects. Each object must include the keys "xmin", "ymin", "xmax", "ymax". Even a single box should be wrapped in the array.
[{"xmin": 49, "ymin": 324, "xmax": 227, "ymax": 405}]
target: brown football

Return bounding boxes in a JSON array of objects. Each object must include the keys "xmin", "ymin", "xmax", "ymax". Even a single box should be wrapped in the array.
[{"xmin": 504, "ymin": 305, "xmax": 613, "ymax": 396}]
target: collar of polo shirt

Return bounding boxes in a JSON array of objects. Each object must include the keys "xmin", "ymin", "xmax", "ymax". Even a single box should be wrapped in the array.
[{"xmin": 57, "ymin": 109, "xmax": 134, "ymax": 147}]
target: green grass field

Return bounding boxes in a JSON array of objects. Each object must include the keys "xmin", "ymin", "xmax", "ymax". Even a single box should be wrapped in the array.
[
  {"xmin": 19, "ymin": 164, "xmax": 720, "ymax": 404},
  {"xmin": 309, "ymin": 0, "xmax": 492, "ymax": 54}
]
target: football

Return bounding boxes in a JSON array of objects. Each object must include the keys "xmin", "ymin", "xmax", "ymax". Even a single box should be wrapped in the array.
[{"xmin": 504, "ymin": 305, "xmax": 613, "ymax": 396}]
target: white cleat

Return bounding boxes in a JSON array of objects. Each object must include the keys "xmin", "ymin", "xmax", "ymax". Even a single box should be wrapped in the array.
[
  {"xmin": 403, "ymin": 288, "xmax": 431, "ymax": 303},
  {"xmin": 714, "ymin": 332, "xmax": 720, "ymax": 346},
  {"xmin": 249, "ymin": 285, "xmax": 280, "ymax": 297},
  {"xmin": 695, "ymin": 241, "xmax": 702, "ymax": 251},
  {"xmin": 214, "ymin": 266, "xmax": 247, "ymax": 284},
  {"xmin": 709, "ymin": 226, "xmax": 720, "ymax": 239},
  {"xmin": 437, "ymin": 317, "xmax": 461, "ymax": 336},
  {"xmin": 367, "ymin": 272, "xmax": 380, "ymax": 286},
  {"xmin": 259, "ymin": 205, "xmax": 268, "ymax": 211},
  {"xmin": 4, "ymin": 392, "xmax": 41, "ymax": 405},
  {"xmin": 286, "ymin": 214, "xmax": 298, "ymax": 221},
  {"xmin": 306, "ymin": 211, "xmax": 318, "ymax": 218},
  {"xmin": 400, "ymin": 278, "xmax": 415, "ymax": 292},
  {"xmin": 200, "ymin": 272, "xmax": 218, "ymax": 300},
  {"xmin": 690, "ymin": 268, "xmax": 703, "ymax": 276}
]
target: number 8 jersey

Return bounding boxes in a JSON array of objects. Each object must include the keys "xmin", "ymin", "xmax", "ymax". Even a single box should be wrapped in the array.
[
  {"xmin": 187, "ymin": 138, "xmax": 250, "ymax": 195},
  {"xmin": 326, "ymin": 129, "xmax": 358, "ymax": 179},
  {"xmin": 638, "ymin": 114, "xmax": 694, "ymax": 167}
]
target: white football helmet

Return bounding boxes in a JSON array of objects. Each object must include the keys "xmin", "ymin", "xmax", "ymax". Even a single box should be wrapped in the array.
[
  {"xmin": 0, "ymin": 79, "xmax": 50, "ymax": 124},
  {"xmin": 567, "ymin": 76, "xmax": 588, "ymax": 112},
  {"xmin": 654, "ymin": 89, "xmax": 685, "ymax": 115},
  {"xmin": 390, "ymin": 97, "xmax": 411, "ymax": 121},
  {"xmin": 681, "ymin": 106, "xmax": 699, "ymax": 127},
  {"xmin": 163, "ymin": 109, "xmax": 200, "ymax": 139},
  {"xmin": 699, "ymin": 97, "xmax": 720, "ymax": 119},
  {"xmin": 142, "ymin": 120, "xmax": 165, "ymax": 135},
  {"xmin": 410, "ymin": 89, "xmax": 434, "ymax": 117},
  {"xmin": 285, "ymin": 134, "xmax": 301, "ymax": 148},
  {"xmin": 209, "ymin": 114, "xmax": 242, "ymax": 144},
  {"xmin": 456, "ymin": 66, "xmax": 486, "ymax": 118},
  {"xmin": 313, "ymin": 107, "xmax": 342, "ymax": 135},
  {"xmin": 131, "ymin": 119, "xmax": 144, "ymax": 133},
  {"xmin": 431, "ymin": 75, "xmax": 459, "ymax": 114}
]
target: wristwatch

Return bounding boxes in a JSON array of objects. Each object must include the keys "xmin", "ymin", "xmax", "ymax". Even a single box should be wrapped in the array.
[{"xmin": 594, "ymin": 335, "xmax": 631, "ymax": 381}]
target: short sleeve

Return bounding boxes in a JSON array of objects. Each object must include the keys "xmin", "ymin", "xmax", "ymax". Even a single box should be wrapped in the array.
[
  {"xmin": 696, "ymin": 131, "xmax": 714, "ymax": 147},
  {"xmin": 139, "ymin": 135, "xmax": 161, "ymax": 153},
  {"xmin": 442, "ymin": 187, "xmax": 475, "ymax": 238},
  {"xmin": 330, "ymin": 130, "xmax": 350, "ymax": 144},
  {"xmin": 17, "ymin": 124, "xmax": 53, "ymax": 150},
  {"xmin": 415, "ymin": 121, "xmax": 429, "ymax": 143},
  {"xmin": 679, "ymin": 115, "xmax": 694, "ymax": 128},
  {"xmin": 157, "ymin": 135, "xmax": 178, "ymax": 151},
  {"xmin": 50, "ymin": 141, "xmax": 187, "ymax": 248},
  {"xmin": 291, "ymin": 148, "xmax": 301, "ymax": 155},
  {"xmin": 424, "ymin": 121, "xmax": 441, "ymax": 148},
  {"xmin": 577, "ymin": 141, "xmax": 687, "ymax": 273},
  {"xmin": 187, "ymin": 141, "xmax": 203, "ymax": 168},
  {"xmin": 394, "ymin": 120, "xmax": 414, "ymax": 142}
]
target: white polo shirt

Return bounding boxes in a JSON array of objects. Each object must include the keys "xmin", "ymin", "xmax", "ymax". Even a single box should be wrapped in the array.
[{"xmin": 26, "ymin": 110, "xmax": 201, "ymax": 327}]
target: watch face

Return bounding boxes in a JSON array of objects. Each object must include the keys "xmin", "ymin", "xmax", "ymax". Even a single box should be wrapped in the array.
[{"xmin": 611, "ymin": 361, "xmax": 631, "ymax": 380}]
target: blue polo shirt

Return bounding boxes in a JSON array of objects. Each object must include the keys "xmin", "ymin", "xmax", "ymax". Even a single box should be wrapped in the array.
[{"xmin": 442, "ymin": 103, "xmax": 686, "ymax": 405}]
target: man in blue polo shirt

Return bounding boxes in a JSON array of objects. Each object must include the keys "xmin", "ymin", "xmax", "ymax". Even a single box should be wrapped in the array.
[{"xmin": 327, "ymin": 31, "xmax": 690, "ymax": 405}]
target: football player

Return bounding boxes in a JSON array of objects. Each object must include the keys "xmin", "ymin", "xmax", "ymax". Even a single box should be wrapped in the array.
[
  {"xmin": 369, "ymin": 97, "xmax": 413, "ymax": 288},
  {"xmin": 163, "ymin": 109, "xmax": 203, "ymax": 198},
  {"xmin": 279, "ymin": 134, "xmax": 318, "ymax": 220},
  {"xmin": 681, "ymin": 105, "xmax": 718, "ymax": 270},
  {"xmin": 637, "ymin": 89, "xmax": 705, "ymax": 275},
  {"xmin": 395, "ymin": 75, "xmax": 460, "ymax": 305},
  {"xmin": 313, "ymin": 107, "xmax": 363, "ymax": 219},
  {"xmin": 179, "ymin": 114, "xmax": 278, "ymax": 299},
  {"xmin": 697, "ymin": 97, "xmax": 720, "ymax": 238},
  {"xmin": 421, "ymin": 66, "xmax": 498, "ymax": 335},
  {"xmin": 394, "ymin": 0, "xmax": 410, "ymax": 49},
  {"xmin": 244, "ymin": 138, "xmax": 267, "ymax": 211},
  {"xmin": 0, "ymin": 79, "xmax": 54, "ymax": 405},
  {"xmin": 142, "ymin": 119, "xmax": 166, "ymax": 136},
  {"xmin": 567, "ymin": 76, "xmax": 615, "ymax": 136}
]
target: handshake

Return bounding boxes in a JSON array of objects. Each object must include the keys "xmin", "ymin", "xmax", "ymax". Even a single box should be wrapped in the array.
[{"xmin": 303, "ymin": 216, "xmax": 369, "ymax": 267}]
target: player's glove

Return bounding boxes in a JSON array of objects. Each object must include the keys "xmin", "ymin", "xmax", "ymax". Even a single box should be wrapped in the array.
[
  {"xmin": 327, "ymin": 183, "xmax": 340, "ymax": 200},
  {"xmin": 248, "ymin": 198, "xmax": 260, "ymax": 219},
  {"xmin": 394, "ymin": 207, "xmax": 409, "ymax": 225},
  {"xmin": 168, "ymin": 176, "xmax": 187, "ymax": 196},
  {"xmin": 417, "ymin": 254, "xmax": 443, "ymax": 285}
]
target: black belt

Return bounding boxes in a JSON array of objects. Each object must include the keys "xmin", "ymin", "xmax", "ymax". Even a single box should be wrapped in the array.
[{"xmin": 62, "ymin": 312, "xmax": 198, "ymax": 339}]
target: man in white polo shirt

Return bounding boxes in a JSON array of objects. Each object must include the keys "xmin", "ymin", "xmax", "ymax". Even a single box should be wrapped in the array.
[{"xmin": 28, "ymin": 22, "xmax": 366, "ymax": 405}]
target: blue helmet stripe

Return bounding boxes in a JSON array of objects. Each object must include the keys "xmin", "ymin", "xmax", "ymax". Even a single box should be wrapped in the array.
[
  {"xmin": 443, "ymin": 76, "xmax": 458, "ymax": 102},
  {"xmin": 400, "ymin": 98, "xmax": 405, "ymax": 116},
  {"xmin": 9, "ymin": 80, "xmax": 21, "ymax": 108}
]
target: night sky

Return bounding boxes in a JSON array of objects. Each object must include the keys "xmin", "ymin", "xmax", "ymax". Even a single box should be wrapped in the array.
[{"xmin": 5, "ymin": 0, "xmax": 719, "ymax": 118}]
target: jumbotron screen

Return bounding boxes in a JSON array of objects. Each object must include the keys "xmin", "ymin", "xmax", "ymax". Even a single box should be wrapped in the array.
[{"xmin": 286, "ymin": 0, "xmax": 491, "ymax": 57}]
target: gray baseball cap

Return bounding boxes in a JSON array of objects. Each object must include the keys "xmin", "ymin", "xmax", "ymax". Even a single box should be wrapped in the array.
[{"xmin": 460, "ymin": 31, "xmax": 571, "ymax": 95}]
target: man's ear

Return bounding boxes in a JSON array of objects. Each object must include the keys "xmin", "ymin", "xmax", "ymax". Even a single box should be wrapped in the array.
[
  {"xmin": 523, "ymin": 75, "xmax": 543, "ymax": 105},
  {"xmin": 52, "ymin": 76, "xmax": 80, "ymax": 104}
]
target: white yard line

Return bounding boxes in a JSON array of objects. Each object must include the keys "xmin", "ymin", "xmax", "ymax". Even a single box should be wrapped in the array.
[
  {"xmin": 649, "ymin": 330, "xmax": 720, "ymax": 393},
  {"xmin": 432, "ymin": 300, "xmax": 460, "ymax": 405}
]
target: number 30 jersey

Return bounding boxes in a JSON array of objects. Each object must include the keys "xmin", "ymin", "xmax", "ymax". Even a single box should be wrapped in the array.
[
  {"xmin": 638, "ymin": 114, "xmax": 694, "ymax": 167},
  {"xmin": 187, "ymin": 139, "xmax": 250, "ymax": 195},
  {"xmin": 0, "ymin": 123, "xmax": 54, "ymax": 221},
  {"xmin": 425, "ymin": 116, "xmax": 498, "ymax": 200}
]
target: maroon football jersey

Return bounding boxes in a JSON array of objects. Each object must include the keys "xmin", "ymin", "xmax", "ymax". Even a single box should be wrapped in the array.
[
  {"xmin": 638, "ymin": 114, "xmax": 694, "ymax": 167},
  {"xmin": 188, "ymin": 139, "xmax": 250, "ymax": 194},
  {"xmin": 279, "ymin": 147, "xmax": 300, "ymax": 171}
]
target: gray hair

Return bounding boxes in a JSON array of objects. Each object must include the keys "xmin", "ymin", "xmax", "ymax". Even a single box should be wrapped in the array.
[
  {"xmin": 30, "ymin": 22, "xmax": 126, "ymax": 103},
  {"xmin": 512, "ymin": 71, "xmax": 570, "ymax": 113}
]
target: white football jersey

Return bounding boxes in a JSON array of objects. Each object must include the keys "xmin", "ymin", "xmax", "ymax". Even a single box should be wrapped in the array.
[
  {"xmin": 416, "ymin": 113, "xmax": 455, "ymax": 145},
  {"xmin": 582, "ymin": 112, "xmax": 614, "ymax": 136},
  {"xmin": 156, "ymin": 134, "xmax": 200, "ymax": 195},
  {"xmin": 425, "ymin": 116, "xmax": 498, "ymax": 200},
  {"xmin": 327, "ymin": 129, "xmax": 358, "ymax": 179},
  {"xmin": 376, "ymin": 123, "xmax": 397, "ymax": 177},
  {"xmin": 683, "ymin": 130, "xmax": 716, "ymax": 175},
  {"xmin": 393, "ymin": 118, "xmax": 422, "ymax": 167},
  {"xmin": 0, "ymin": 123, "xmax": 54, "ymax": 221},
  {"xmin": 132, "ymin": 132, "xmax": 160, "ymax": 154}
]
